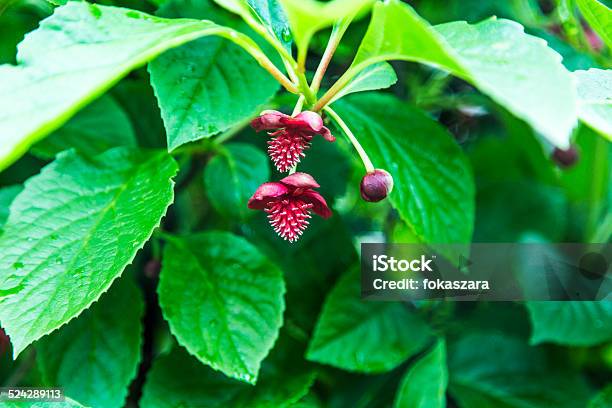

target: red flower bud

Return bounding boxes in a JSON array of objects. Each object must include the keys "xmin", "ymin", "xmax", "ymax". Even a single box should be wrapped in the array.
[
  {"xmin": 552, "ymin": 146, "xmax": 579, "ymax": 169},
  {"xmin": 360, "ymin": 169, "xmax": 394, "ymax": 202}
]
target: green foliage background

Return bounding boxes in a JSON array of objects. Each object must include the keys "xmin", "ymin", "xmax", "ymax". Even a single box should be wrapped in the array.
[{"xmin": 0, "ymin": 0, "xmax": 610, "ymax": 407}]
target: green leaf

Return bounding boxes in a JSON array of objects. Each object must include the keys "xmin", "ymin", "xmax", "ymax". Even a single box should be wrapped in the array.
[
  {"xmin": 577, "ymin": 0, "xmax": 612, "ymax": 48},
  {"xmin": 350, "ymin": 1, "xmax": 463, "ymax": 73},
  {"xmin": 589, "ymin": 385, "xmax": 612, "ymax": 408},
  {"xmin": 414, "ymin": 0, "xmax": 541, "ymax": 26},
  {"xmin": 158, "ymin": 231, "xmax": 285, "ymax": 384},
  {"xmin": 141, "ymin": 340, "xmax": 314, "ymax": 408},
  {"xmin": 0, "ymin": 147, "xmax": 177, "ymax": 356},
  {"xmin": 0, "ymin": 399, "xmax": 86, "ymax": 408},
  {"xmin": 32, "ymin": 95, "xmax": 137, "ymax": 159},
  {"xmin": 278, "ymin": 0, "xmax": 375, "ymax": 51},
  {"xmin": 307, "ymin": 268, "xmax": 432, "ymax": 373},
  {"xmin": 342, "ymin": 0, "xmax": 577, "ymax": 148},
  {"xmin": 149, "ymin": 0, "xmax": 280, "ymax": 150},
  {"xmin": 448, "ymin": 332, "xmax": 591, "ymax": 408},
  {"xmin": 212, "ymin": 0, "xmax": 252, "ymax": 16},
  {"xmin": 559, "ymin": 125, "xmax": 611, "ymax": 240},
  {"xmin": 394, "ymin": 340, "xmax": 448, "ymax": 408},
  {"xmin": 333, "ymin": 93, "xmax": 475, "ymax": 246},
  {"xmin": 0, "ymin": 185, "xmax": 22, "ymax": 230},
  {"xmin": 204, "ymin": 143, "xmax": 270, "ymax": 219},
  {"xmin": 0, "ymin": 1, "xmax": 267, "ymax": 171},
  {"xmin": 328, "ymin": 62, "xmax": 397, "ymax": 104},
  {"xmin": 37, "ymin": 277, "xmax": 144, "ymax": 408},
  {"xmin": 527, "ymin": 302, "xmax": 612, "ymax": 346},
  {"xmin": 574, "ymin": 69, "xmax": 612, "ymax": 140},
  {"xmin": 247, "ymin": 0, "xmax": 292, "ymax": 51}
]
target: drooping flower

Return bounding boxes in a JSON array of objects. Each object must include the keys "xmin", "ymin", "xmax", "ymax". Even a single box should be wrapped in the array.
[
  {"xmin": 248, "ymin": 172, "xmax": 331, "ymax": 242},
  {"xmin": 251, "ymin": 110, "xmax": 335, "ymax": 172},
  {"xmin": 360, "ymin": 169, "xmax": 394, "ymax": 202}
]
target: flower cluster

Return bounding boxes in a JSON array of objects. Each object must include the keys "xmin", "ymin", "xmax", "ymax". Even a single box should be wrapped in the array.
[{"xmin": 248, "ymin": 110, "xmax": 393, "ymax": 242}]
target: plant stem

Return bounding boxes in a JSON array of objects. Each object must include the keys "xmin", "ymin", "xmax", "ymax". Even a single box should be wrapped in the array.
[
  {"xmin": 283, "ymin": 59, "xmax": 300, "ymax": 85},
  {"xmin": 257, "ymin": 54, "xmax": 300, "ymax": 93},
  {"xmin": 297, "ymin": 73, "xmax": 316, "ymax": 106},
  {"xmin": 291, "ymin": 95, "xmax": 305, "ymax": 116},
  {"xmin": 297, "ymin": 43, "xmax": 309, "ymax": 74},
  {"xmin": 324, "ymin": 106, "xmax": 374, "ymax": 172},
  {"xmin": 151, "ymin": 236, "xmax": 161, "ymax": 260},
  {"xmin": 154, "ymin": 230, "xmax": 177, "ymax": 243},
  {"xmin": 311, "ymin": 18, "xmax": 352, "ymax": 95},
  {"xmin": 239, "ymin": 13, "xmax": 300, "ymax": 81},
  {"xmin": 313, "ymin": 65, "xmax": 361, "ymax": 111},
  {"xmin": 288, "ymin": 96, "xmax": 306, "ymax": 175},
  {"xmin": 220, "ymin": 30, "xmax": 299, "ymax": 93},
  {"xmin": 214, "ymin": 117, "xmax": 252, "ymax": 145}
]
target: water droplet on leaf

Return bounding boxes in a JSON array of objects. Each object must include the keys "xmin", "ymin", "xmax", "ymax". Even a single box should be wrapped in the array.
[{"xmin": 281, "ymin": 27, "xmax": 292, "ymax": 42}]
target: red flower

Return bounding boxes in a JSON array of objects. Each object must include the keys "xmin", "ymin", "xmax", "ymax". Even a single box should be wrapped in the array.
[
  {"xmin": 248, "ymin": 172, "xmax": 331, "ymax": 242},
  {"xmin": 251, "ymin": 110, "xmax": 335, "ymax": 172}
]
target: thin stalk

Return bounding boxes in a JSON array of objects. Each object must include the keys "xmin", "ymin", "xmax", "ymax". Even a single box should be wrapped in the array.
[
  {"xmin": 154, "ymin": 230, "xmax": 177, "ymax": 243},
  {"xmin": 311, "ymin": 17, "xmax": 353, "ymax": 95},
  {"xmin": 171, "ymin": 142, "xmax": 212, "ymax": 157},
  {"xmin": 313, "ymin": 65, "xmax": 361, "ymax": 111},
  {"xmin": 283, "ymin": 59, "xmax": 300, "ymax": 85},
  {"xmin": 239, "ymin": 13, "xmax": 299, "ymax": 77},
  {"xmin": 214, "ymin": 116, "xmax": 253, "ymax": 145},
  {"xmin": 324, "ymin": 106, "xmax": 374, "ymax": 172},
  {"xmin": 291, "ymin": 95, "xmax": 305, "ymax": 116},
  {"xmin": 151, "ymin": 236, "xmax": 162, "ymax": 260},
  {"xmin": 288, "ymin": 96, "xmax": 306, "ymax": 175},
  {"xmin": 220, "ymin": 30, "xmax": 299, "ymax": 93},
  {"xmin": 297, "ymin": 73, "xmax": 316, "ymax": 106},
  {"xmin": 256, "ymin": 53, "xmax": 300, "ymax": 93},
  {"xmin": 297, "ymin": 42, "xmax": 309, "ymax": 74}
]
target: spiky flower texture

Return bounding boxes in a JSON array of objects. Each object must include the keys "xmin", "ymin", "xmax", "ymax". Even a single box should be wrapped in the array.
[
  {"xmin": 251, "ymin": 111, "xmax": 335, "ymax": 172},
  {"xmin": 248, "ymin": 173, "xmax": 331, "ymax": 242}
]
